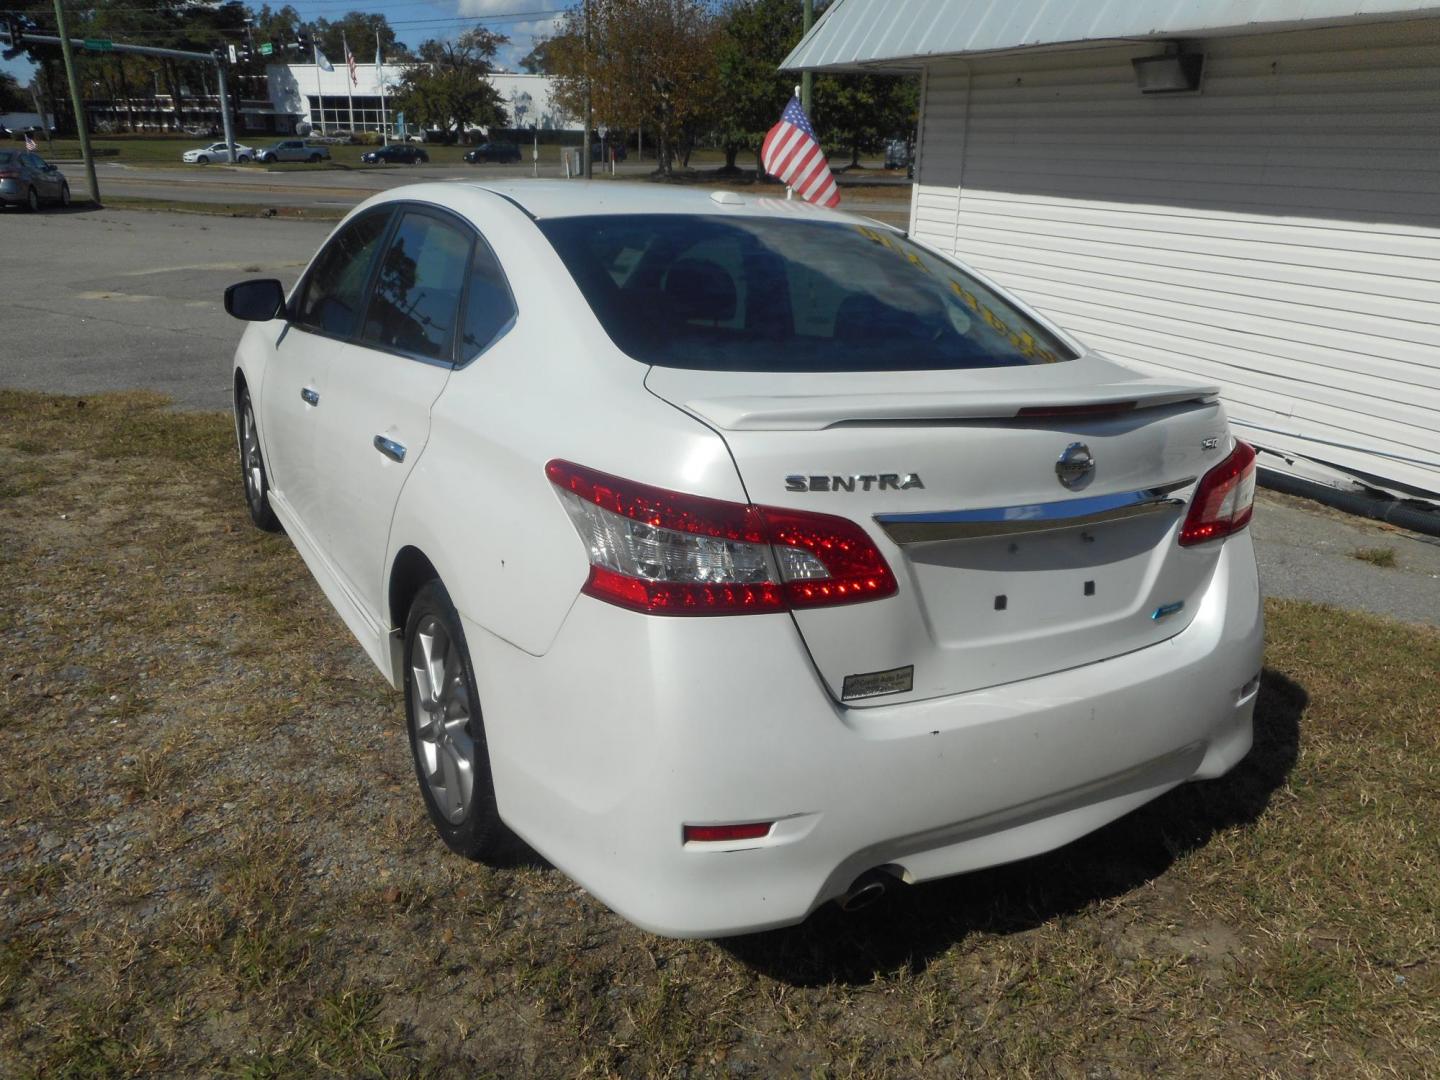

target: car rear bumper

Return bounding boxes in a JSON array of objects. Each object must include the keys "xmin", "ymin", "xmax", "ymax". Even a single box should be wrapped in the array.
[{"xmin": 468, "ymin": 532, "xmax": 1263, "ymax": 938}]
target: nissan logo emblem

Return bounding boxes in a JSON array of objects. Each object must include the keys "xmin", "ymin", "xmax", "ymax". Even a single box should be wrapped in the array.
[{"xmin": 1055, "ymin": 442, "xmax": 1095, "ymax": 490}]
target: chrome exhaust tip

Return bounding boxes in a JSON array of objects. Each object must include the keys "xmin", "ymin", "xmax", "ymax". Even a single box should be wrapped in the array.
[{"xmin": 837, "ymin": 870, "xmax": 890, "ymax": 913}]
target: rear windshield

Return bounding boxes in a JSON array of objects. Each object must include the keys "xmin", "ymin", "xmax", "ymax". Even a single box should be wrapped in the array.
[{"xmin": 537, "ymin": 214, "xmax": 1075, "ymax": 372}]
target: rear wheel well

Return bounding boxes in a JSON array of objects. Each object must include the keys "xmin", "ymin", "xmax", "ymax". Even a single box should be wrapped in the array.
[{"xmin": 390, "ymin": 546, "xmax": 440, "ymax": 632}]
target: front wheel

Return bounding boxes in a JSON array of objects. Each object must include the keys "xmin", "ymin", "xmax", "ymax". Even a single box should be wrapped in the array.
[
  {"xmin": 59, "ymin": 181, "xmax": 70, "ymax": 207},
  {"xmin": 237, "ymin": 154, "xmax": 251, "ymax": 164},
  {"xmin": 308, "ymin": 153, "xmax": 321, "ymax": 163},
  {"xmin": 24, "ymin": 186, "xmax": 38, "ymax": 212},
  {"xmin": 196, "ymin": 156, "xmax": 209, "ymax": 165},
  {"xmin": 404, "ymin": 581, "xmax": 504, "ymax": 860},
  {"xmin": 238, "ymin": 387, "xmax": 281, "ymax": 532}
]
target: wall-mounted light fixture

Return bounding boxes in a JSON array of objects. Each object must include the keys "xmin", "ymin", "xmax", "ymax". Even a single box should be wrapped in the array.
[{"xmin": 1132, "ymin": 44, "xmax": 1205, "ymax": 93}]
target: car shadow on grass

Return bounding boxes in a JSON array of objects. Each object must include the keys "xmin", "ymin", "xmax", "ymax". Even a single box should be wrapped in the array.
[{"xmin": 719, "ymin": 666, "xmax": 1305, "ymax": 986}]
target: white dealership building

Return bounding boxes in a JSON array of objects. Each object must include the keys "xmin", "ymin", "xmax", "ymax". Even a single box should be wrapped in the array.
[
  {"xmin": 786, "ymin": 0, "xmax": 1440, "ymax": 506},
  {"xmin": 264, "ymin": 63, "xmax": 573, "ymax": 136}
]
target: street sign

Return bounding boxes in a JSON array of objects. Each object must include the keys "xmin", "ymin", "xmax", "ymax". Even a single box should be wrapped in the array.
[
  {"xmin": 227, "ymin": 44, "xmax": 237, "ymax": 63},
  {"xmin": 258, "ymin": 42, "xmax": 274, "ymax": 56},
  {"xmin": 83, "ymin": 38, "xmax": 113, "ymax": 51}
]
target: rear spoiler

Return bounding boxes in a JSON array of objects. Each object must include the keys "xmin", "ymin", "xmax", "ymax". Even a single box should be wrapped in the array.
[{"xmin": 682, "ymin": 383, "xmax": 1220, "ymax": 432}]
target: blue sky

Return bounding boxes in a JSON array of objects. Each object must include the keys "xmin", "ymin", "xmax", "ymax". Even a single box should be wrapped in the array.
[{"xmin": 3, "ymin": 0, "xmax": 575, "ymax": 90}]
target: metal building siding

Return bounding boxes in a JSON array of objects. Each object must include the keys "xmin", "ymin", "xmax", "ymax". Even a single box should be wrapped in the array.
[
  {"xmin": 911, "ymin": 21, "xmax": 1440, "ymax": 498},
  {"xmin": 783, "ymin": 0, "xmax": 1440, "ymax": 71}
]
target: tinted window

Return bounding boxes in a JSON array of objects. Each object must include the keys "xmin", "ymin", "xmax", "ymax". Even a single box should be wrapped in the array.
[
  {"xmin": 459, "ymin": 239, "xmax": 516, "ymax": 360},
  {"xmin": 295, "ymin": 210, "xmax": 391, "ymax": 338},
  {"xmin": 538, "ymin": 215, "xmax": 1076, "ymax": 372},
  {"xmin": 0, "ymin": 151, "xmax": 12, "ymax": 165},
  {"xmin": 360, "ymin": 211, "xmax": 471, "ymax": 361}
]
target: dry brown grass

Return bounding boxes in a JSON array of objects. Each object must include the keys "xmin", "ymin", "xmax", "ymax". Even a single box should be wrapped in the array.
[{"xmin": 1, "ymin": 390, "xmax": 1437, "ymax": 1077}]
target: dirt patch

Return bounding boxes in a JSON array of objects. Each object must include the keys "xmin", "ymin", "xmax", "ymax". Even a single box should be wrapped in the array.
[{"xmin": 2, "ymin": 390, "xmax": 1438, "ymax": 1076}]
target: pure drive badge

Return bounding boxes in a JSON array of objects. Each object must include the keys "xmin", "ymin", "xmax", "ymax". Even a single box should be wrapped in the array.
[{"xmin": 786, "ymin": 473, "xmax": 925, "ymax": 492}]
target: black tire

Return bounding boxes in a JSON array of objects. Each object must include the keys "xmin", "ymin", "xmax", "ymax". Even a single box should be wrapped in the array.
[
  {"xmin": 197, "ymin": 156, "xmax": 209, "ymax": 165},
  {"xmin": 59, "ymin": 181, "xmax": 70, "ymax": 208},
  {"xmin": 308, "ymin": 153, "xmax": 321, "ymax": 163},
  {"xmin": 237, "ymin": 386, "xmax": 282, "ymax": 532},
  {"xmin": 24, "ymin": 186, "xmax": 39, "ymax": 212},
  {"xmin": 404, "ymin": 580, "xmax": 504, "ymax": 860},
  {"xmin": 237, "ymin": 154, "xmax": 251, "ymax": 164}
]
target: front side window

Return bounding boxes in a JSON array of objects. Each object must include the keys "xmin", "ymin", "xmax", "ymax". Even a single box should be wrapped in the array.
[
  {"xmin": 294, "ymin": 210, "xmax": 391, "ymax": 338},
  {"xmin": 360, "ymin": 211, "xmax": 472, "ymax": 361},
  {"xmin": 538, "ymin": 215, "xmax": 1076, "ymax": 372}
]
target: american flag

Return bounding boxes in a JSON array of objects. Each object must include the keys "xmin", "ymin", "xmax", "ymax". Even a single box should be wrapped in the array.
[
  {"xmin": 24, "ymin": 132, "xmax": 37, "ymax": 152},
  {"xmin": 760, "ymin": 96, "xmax": 839, "ymax": 208},
  {"xmin": 346, "ymin": 45, "xmax": 358, "ymax": 87}
]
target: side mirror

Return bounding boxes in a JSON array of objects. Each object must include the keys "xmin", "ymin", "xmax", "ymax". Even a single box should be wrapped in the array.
[{"xmin": 224, "ymin": 278, "xmax": 287, "ymax": 322}]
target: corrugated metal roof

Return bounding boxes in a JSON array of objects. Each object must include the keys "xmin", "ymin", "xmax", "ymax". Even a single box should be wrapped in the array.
[{"xmin": 782, "ymin": 0, "xmax": 1440, "ymax": 70}]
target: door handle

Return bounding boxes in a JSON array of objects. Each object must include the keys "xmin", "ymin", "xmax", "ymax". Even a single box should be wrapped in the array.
[
  {"xmin": 373, "ymin": 434, "xmax": 407, "ymax": 463},
  {"xmin": 300, "ymin": 387, "xmax": 319, "ymax": 406}
]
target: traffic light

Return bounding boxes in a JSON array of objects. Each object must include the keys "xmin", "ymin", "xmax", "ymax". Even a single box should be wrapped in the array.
[{"xmin": 2, "ymin": 16, "xmax": 32, "ymax": 61}]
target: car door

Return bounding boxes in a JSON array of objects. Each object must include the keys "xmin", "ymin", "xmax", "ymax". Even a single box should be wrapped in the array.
[
  {"xmin": 22, "ymin": 154, "xmax": 58, "ymax": 200},
  {"xmin": 258, "ymin": 207, "xmax": 392, "ymax": 542},
  {"xmin": 311, "ymin": 205, "xmax": 475, "ymax": 621}
]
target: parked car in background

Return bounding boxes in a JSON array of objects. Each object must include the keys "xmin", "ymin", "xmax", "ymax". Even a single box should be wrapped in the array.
[
  {"xmin": 464, "ymin": 141, "xmax": 522, "ymax": 164},
  {"xmin": 884, "ymin": 138, "xmax": 912, "ymax": 171},
  {"xmin": 0, "ymin": 148, "xmax": 70, "ymax": 210},
  {"xmin": 361, "ymin": 144, "xmax": 429, "ymax": 165},
  {"xmin": 182, "ymin": 142, "xmax": 254, "ymax": 165},
  {"xmin": 223, "ymin": 181, "xmax": 1262, "ymax": 939},
  {"xmin": 258, "ymin": 140, "xmax": 330, "ymax": 164},
  {"xmin": 591, "ymin": 140, "xmax": 627, "ymax": 162}
]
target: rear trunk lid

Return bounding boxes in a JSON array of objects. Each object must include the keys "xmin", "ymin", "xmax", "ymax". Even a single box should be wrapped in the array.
[{"xmin": 646, "ymin": 353, "xmax": 1232, "ymax": 705}]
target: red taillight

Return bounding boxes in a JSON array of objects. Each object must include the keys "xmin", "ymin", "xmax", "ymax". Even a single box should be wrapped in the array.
[
  {"xmin": 683, "ymin": 822, "xmax": 773, "ymax": 843},
  {"xmin": 1180, "ymin": 440, "xmax": 1257, "ymax": 546},
  {"xmin": 0, "ymin": 171, "xmax": 19, "ymax": 180},
  {"xmin": 1016, "ymin": 401, "xmax": 1138, "ymax": 418},
  {"xmin": 546, "ymin": 459, "xmax": 897, "ymax": 616}
]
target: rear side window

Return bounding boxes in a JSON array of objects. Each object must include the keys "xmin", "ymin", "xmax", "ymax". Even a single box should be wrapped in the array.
[
  {"xmin": 538, "ymin": 215, "xmax": 1076, "ymax": 372},
  {"xmin": 294, "ymin": 211, "xmax": 391, "ymax": 338},
  {"xmin": 360, "ymin": 210, "xmax": 472, "ymax": 361},
  {"xmin": 458, "ymin": 238, "xmax": 516, "ymax": 360}
]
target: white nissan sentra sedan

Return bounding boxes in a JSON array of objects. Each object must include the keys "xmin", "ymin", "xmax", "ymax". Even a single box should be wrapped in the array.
[{"xmin": 223, "ymin": 182, "xmax": 1263, "ymax": 938}]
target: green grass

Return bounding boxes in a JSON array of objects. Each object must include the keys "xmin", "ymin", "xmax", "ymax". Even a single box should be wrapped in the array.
[
  {"xmin": 1, "ymin": 389, "xmax": 1437, "ymax": 1077},
  {"xmin": 1350, "ymin": 546, "xmax": 1399, "ymax": 568}
]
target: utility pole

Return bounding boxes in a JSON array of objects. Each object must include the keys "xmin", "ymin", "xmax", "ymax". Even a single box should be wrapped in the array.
[
  {"xmin": 30, "ymin": 83, "xmax": 54, "ymax": 155},
  {"xmin": 582, "ymin": 0, "xmax": 592, "ymax": 179},
  {"xmin": 50, "ymin": 0, "xmax": 99, "ymax": 205},
  {"xmin": 801, "ymin": 0, "xmax": 814, "ymax": 115}
]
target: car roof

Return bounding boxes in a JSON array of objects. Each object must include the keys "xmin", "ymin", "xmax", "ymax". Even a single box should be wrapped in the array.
[{"xmin": 456, "ymin": 180, "xmax": 866, "ymax": 225}]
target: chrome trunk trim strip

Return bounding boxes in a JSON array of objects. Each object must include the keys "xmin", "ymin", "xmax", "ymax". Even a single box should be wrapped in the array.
[{"xmin": 874, "ymin": 480, "xmax": 1194, "ymax": 545}]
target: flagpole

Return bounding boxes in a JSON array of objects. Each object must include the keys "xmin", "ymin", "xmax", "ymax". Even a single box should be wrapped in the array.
[
  {"xmin": 376, "ymin": 30, "xmax": 388, "ymax": 144},
  {"xmin": 314, "ymin": 45, "xmax": 325, "ymax": 136},
  {"xmin": 343, "ymin": 32, "xmax": 355, "ymax": 133},
  {"xmin": 786, "ymin": 83, "xmax": 800, "ymax": 200}
]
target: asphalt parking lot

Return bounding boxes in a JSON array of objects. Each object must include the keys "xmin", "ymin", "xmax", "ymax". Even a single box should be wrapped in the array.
[{"xmin": 2, "ymin": 204, "xmax": 1437, "ymax": 627}]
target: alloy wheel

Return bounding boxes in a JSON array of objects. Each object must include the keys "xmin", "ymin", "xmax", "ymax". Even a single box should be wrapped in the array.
[
  {"xmin": 241, "ymin": 400, "xmax": 265, "ymax": 509},
  {"xmin": 25, "ymin": 187, "xmax": 38, "ymax": 212},
  {"xmin": 409, "ymin": 615, "xmax": 476, "ymax": 824}
]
